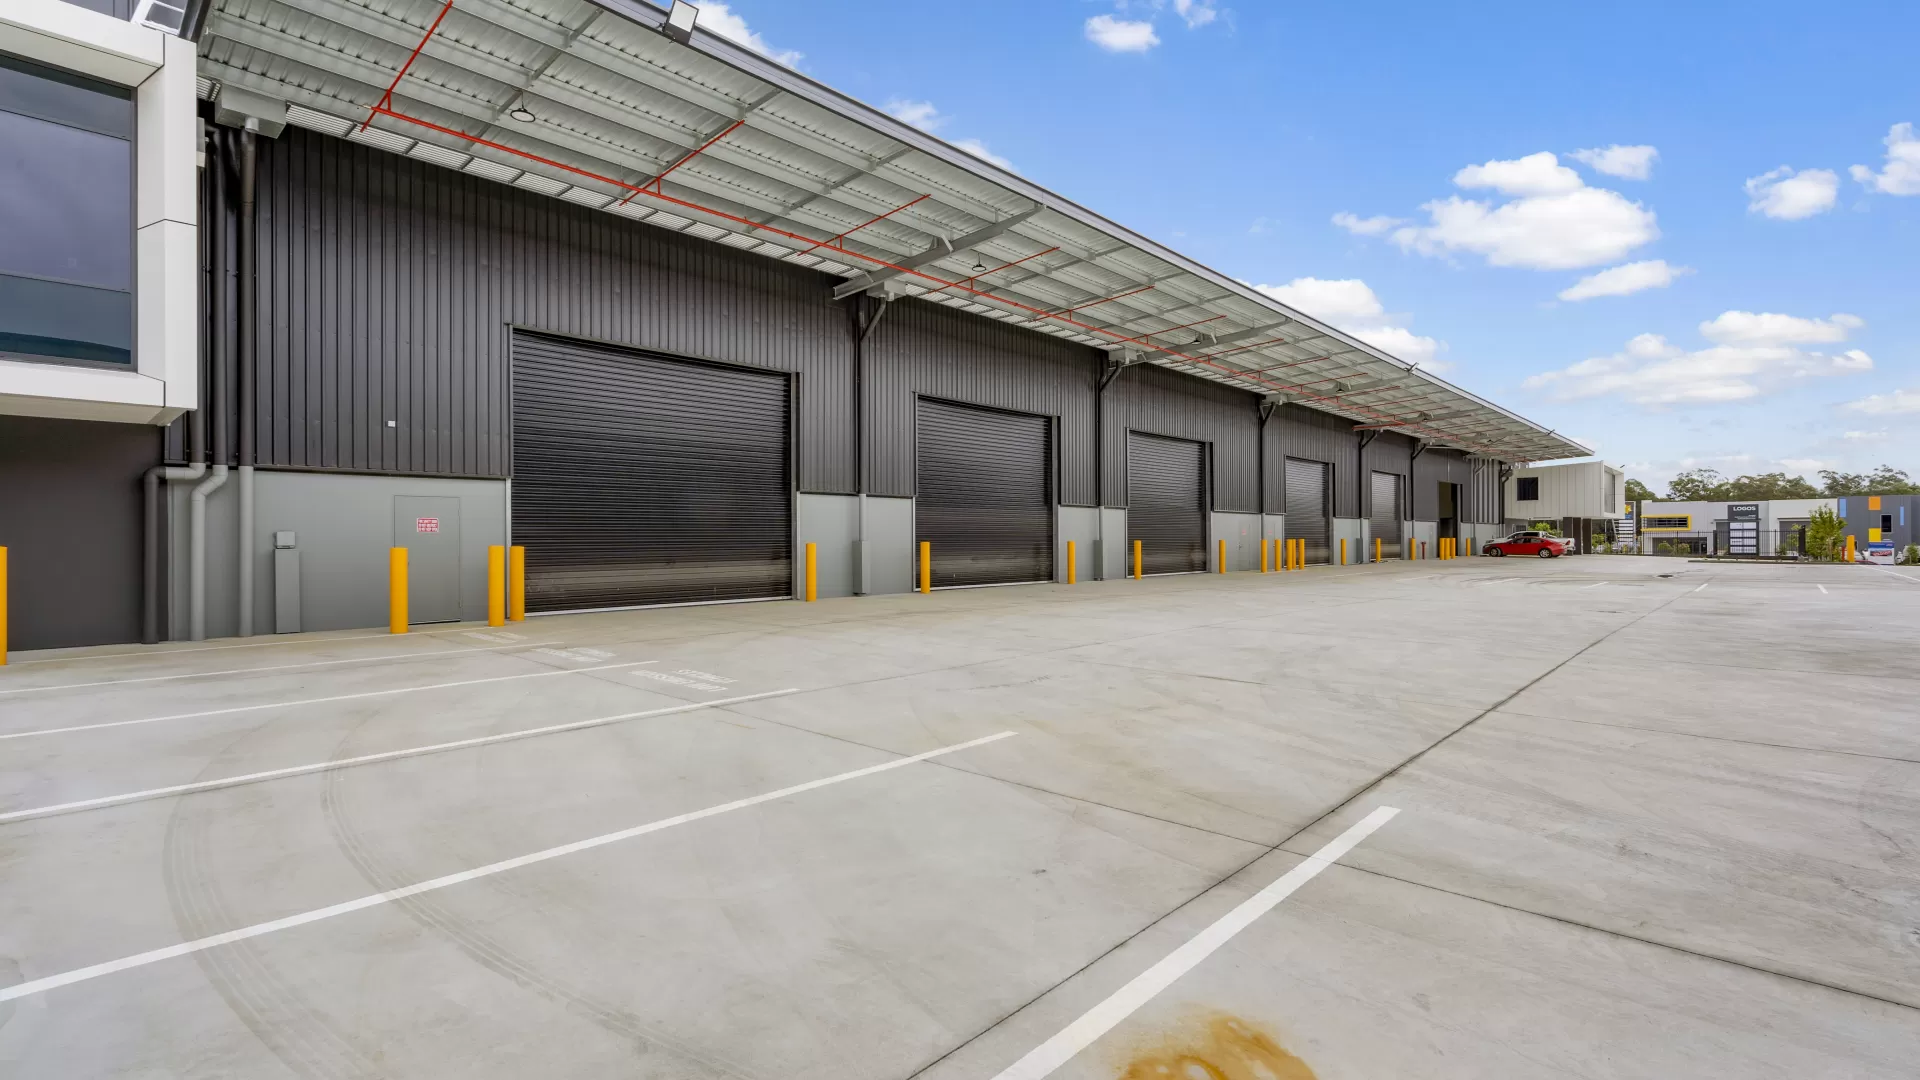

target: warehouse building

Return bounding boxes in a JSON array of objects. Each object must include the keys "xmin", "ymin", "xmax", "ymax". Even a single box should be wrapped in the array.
[
  {"xmin": 0, "ymin": 0, "xmax": 1587, "ymax": 651},
  {"xmin": 1503, "ymin": 459, "xmax": 1627, "ymax": 554}
]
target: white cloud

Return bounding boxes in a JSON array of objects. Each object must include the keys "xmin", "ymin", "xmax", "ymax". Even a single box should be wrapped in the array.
[
  {"xmin": 697, "ymin": 3, "xmax": 802, "ymax": 67},
  {"xmin": 1454, "ymin": 151, "xmax": 1585, "ymax": 196},
  {"xmin": 1085, "ymin": 14, "xmax": 1160, "ymax": 52},
  {"xmin": 1744, "ymin": 166, "xmax": 1838, "ymax": 220},
  {"xmin": 952, "ymin": 137, "xmax": 1013, "ymax": 170},
  {"xmin": 1698, "ymin": 310, "xmax": 1861, "ymax": 345},
  {"xmin": 1777, "ymin": 458, "xmax": 1834, "ymax": 473},
  {"xmin": 1571, "ymin": 145, "xmax": 1659, "ymax": 180},
  {"xmin": 885, "ymin": 99, "xmax": 943, "ymax": 130},
  {"xmin": 1558, "ymin": 259, "xmax": 1691, "ymax": 301},
  {"xmin": 1842, "ymin": 430, "xmax": 1889, "ymax": 441},
  {"xmin": 1524, "ymin": 311, "xmax": 1872, "ymax": 407},
  {"xmin": 1173, "ymin": 0, "xmax": 1218, "ymax": 28},
  {"xmin": 1332, "ymin": 211, "xmax": 1403, "ymax": 236},
  {"xmin": 1250, "ymin": 277, "xmax": 1446, "ymax": 369},
  {"xmin": 1387, "ymin": 152, "xmax": 1659, "ymax": 270},
  {"xmin": 1841, "ymin": 388, "xmax": 1920, "ymax": 415},
  {"xmin": 1850, "ymin": 122, "xmax": 1920, "ymax": 195}
]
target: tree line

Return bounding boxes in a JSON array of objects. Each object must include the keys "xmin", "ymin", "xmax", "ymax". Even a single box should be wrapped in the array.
[{"xmin": 1624, "ymin": 465, "xmax": 1920, "ymax": 503}]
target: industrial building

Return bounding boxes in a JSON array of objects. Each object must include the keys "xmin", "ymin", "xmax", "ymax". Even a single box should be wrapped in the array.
[
  {"xmin": 1635, "ymin": 495, "xmax": 1918, "ymax": 559},
  {"xmin": 0, "ymin": 0, "xmax": 1589, "ymax": 652}
]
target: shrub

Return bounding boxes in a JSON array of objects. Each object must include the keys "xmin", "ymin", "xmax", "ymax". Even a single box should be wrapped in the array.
[{"xmin": 1805, "ymin": 506, "xmax": 1847, "ymax": 563}]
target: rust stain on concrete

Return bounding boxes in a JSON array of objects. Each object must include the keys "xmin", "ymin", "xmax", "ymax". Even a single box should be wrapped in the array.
[{"xmin": 1115, "ymin": 1013, "xmax": 1318, "ymax": 1080}]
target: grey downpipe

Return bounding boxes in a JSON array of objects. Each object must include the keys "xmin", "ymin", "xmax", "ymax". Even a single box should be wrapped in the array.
[
  {"xmin": 189, "ymin": 464, "xmax": 229, "ymax": 641},
  {"xmin": 189, "ymin": 128, "xmax": 234, "ymax": 642},
  {"xmin": 236, "ymin": 129, "xmax": 258, "ymax": 637}
]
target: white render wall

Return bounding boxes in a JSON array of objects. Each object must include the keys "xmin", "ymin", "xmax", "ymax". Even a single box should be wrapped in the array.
[
  {"xmin": 1505, "ymin": 460, "xmax": 1627, "ymax": 521},
  {"xmin": 0, "ymin": 1, "xmax": 197, "ymax": 425}
]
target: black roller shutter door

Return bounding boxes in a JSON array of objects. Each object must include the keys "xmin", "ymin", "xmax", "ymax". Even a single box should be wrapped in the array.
[
  {"xmin": 916, "ymin": 399, "xmax": 1053, "ymax": 587},
  {"xmin": 1128, "ymin": 432, "xmax": 1207, "ymax": 574},
  {"xmin": 1284, "ymin": 458, "xmax": 1330, "ymax": 564},
  {"xmin": 1370, "ymin": 471, "xmax": 1403, "ymax": 559},
  {"xmin": 512, "ymin": 333, "xmax": 790, "ymax": 612}
]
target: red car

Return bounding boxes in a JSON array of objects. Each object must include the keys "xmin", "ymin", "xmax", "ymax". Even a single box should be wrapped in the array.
[{"xmin": 1483, "ymin": 531, "xmax": 1568, "ymax": 558}]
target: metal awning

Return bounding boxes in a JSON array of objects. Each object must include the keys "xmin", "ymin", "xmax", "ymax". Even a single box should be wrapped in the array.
[{"xmin": 192, "ymin": 0, "xmax": 1589, "ymax": 460}]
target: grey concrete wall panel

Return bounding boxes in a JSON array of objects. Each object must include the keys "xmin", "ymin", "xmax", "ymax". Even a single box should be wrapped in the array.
[
  {"xmin": 1106, "ymin": 363, "xmax": 1261, "ymax": 513},
  {"xmin": 863, "ymin": 495, "xmax": 915, "ymax": 595},
  {"xmin": 0, "ymin": 416, "xmax": 156, "ymax": 650},
  {"xmin": 393, "ymin": 495, "xmax": 463, "ymax": 624},
  {"xmin": 1212, "ymin": 511, "xmax": 1262, "ymax": 571},
  {"xmin": 1098, "ymin": 507, "xmax": 1127, "ymax": 580},
  {"xmin": 244, "ymin": 126, "xmax": 852, "ymax": 486},
  {"xmin": 184, "ymin": 470, "xmax": 506, "ymax": 639},
  {"xmin": 1266, "ymin": 404, "xmax": 1360, "ymax": 518},
  {"xmin": 1410, "ymin": 520, "xmax": 1437, "ymax": 560},
  {"xmin": 1263, "ymin": 514, "xmax": 1285, "ymax": 542},
  {"xmin": 1056, "ymin": 505, "xmax": 1099, "ymax": 583},
  {"xmin": 863, "ymin": 298, "xmax": 1099, "ymax": 503},
  {"xmin": 273, "ymin": 547, "xmax": 301, "ymax": 632},
  {"xmin": 1331, "ymin": 517, "xmax": 1365, "ymax": 565},
  {"xmin": 795, "ymin": 494, "xmax": 858, "ymax": 599}
]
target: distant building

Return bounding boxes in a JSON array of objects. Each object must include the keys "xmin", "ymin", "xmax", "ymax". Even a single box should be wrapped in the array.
[
  {"xmin": 1503, "ymin": 460, "xmax": 1627, "ymax": 553},
  {"xmin": 1636, "ymin": 494, "xmax": 1917, "ymax": 560}
]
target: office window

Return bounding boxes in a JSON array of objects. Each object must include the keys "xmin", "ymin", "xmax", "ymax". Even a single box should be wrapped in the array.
[
  {"xmin": 0, "ymin": 53, "xmax": 134, "ymax": 368},
  {"xmin": 1516, "ymin": 476, "xmax": 1540, "ymax": 501}
]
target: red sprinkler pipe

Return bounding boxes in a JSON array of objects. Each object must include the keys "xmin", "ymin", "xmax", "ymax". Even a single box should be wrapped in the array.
[
  {"xmin": 362, "ymin": 0, "xmax": 454, "ymax": 132},
  {"xmin": 618, "ymin": 118, "xmax": 746, "ymax": 205},
  {"xmin": 798, "ymin": 193, "xmax": 931, "ymax": 254}
]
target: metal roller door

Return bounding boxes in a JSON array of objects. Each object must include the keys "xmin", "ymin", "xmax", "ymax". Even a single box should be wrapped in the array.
[
  {"xmin": 1128, "ymin": 432, "xmax": 1207, "ymax": 574},
  {"xmin": 915, "ymin": 399, "xmax": 1053, "ymax": 587},
  {"xmin": 511, "ymin": 333, "xmax": 791, "ymax": 612},
  {"xmin": 1369, "ymin": 471, "xmax": 1403, "ymax": 560},
  {"xmin": 1284, "ymin": 458, "xmax": 1331, "ymax": 564}
]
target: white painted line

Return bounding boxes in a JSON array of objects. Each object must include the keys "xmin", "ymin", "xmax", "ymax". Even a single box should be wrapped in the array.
[
  {"xmin": 1865, "ymin": 565, "xmax": 1920, "ymax": 584},
  {"xmin": 0, "ymin": 688, "xmax": 802, "ymax": 824},
  {"xmin": 1817, "ymin": 584, "xmax": 1829, "ymax": 595},
  {"xmin": 989, "ymin": 806, "xmax": 1400, "ymax": 1080},
  {"xmin": 3, "ymin": 626, "xmax": 493, "ymax": 666},
  {"xmin": 0, "ymin": 640, "xmax": 564, "ymax": 696},
  {"xmin": 1582, "ymin": 581, "xmax": 1608, "ymax": 589},
  {"xmin": 0, "ymin": 730, "xmax": 1017, "ymax": 1003},
  {"xmin": 0, "ymin": 662, "xmax": 654, "ymax": 742},
  {"xmin": 1693, "ymin": 582, "xmax": 1709, "ymax": 592}
]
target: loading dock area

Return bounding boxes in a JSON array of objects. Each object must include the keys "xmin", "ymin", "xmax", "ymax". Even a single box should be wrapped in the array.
[{"xmin": 3, "ymin": 558, "xmax": 1916, "ymax": 1077}]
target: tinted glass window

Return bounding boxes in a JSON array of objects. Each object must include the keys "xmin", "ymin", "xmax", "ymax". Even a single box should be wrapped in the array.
[
  {"xmin": 0, "ymin": 54, "xmax": 132, "ymax": 367},
  {"xmin": 1516, "ymin": 476, "xmax": 1540, "ymax": 501}
]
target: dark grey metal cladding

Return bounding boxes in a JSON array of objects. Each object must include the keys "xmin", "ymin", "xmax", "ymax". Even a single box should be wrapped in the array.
[
  {"xmin": 510, "ymin": 332, "xmax": 792, "ymax": 611},
  {"xmin": 1369, "ymin": 471, "xmax": 1403, "ymax": 558},
  {"xmin": 244, "ymin": 126, "xmax": 850, "ymax": 485},
  {"xmin": 914, "ymin": 399, "xmax": 1053, "ymax": 587},
  {"xmin": 865, "ymin": 298, "xmax": 1097, "ymax": 503},
  {"xmin": 1284, "ymin": 458, "xmax": 1331, "ymax": 565},
  {"xmin": 1108, "ymin": 364, "xmax": 1258, "ymax": 512},
  {"xmin": 1412, "ymin": 448, "xmax": 1471, "ymax": 520},
  {"xmin": 1360, "ymin": 430, "xmax": 1413, "ymax": 522},
  {"xmin": 1466, "ymin": 458, "xmax": 1504, "ymax": 523},
  {"xmin": 1127, "ymin": 432, "xmax": 1207, "ymax": 574},
  {"xmin": 1266, "ymin": 404, "xmax": 1358, "ymax": 517}
]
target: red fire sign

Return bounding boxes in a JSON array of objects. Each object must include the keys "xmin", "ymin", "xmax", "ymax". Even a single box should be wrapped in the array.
[{"xmin": 416, "ymin": 517, "xmax": 440, "ymax": 533}]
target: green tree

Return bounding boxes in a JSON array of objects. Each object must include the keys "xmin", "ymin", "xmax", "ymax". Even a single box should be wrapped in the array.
[
  {"xmin": 1666, "ymin": 468, "xmax": 1725, "ymax": 500},
  {"xmin": 1667, "ymin": 468, "xmax": 1821, "ymax": 500},
  {"xmin": 1804, "ymin": 506, "xmax": 1847, "ymax": 562},
  {"xmin": 1819, "ymin": 466, "xmax": 1920, "ymax": 496},
  {"xmin": 1625, "ymin": 478, "xmax": 1657, "ymax": 502}
]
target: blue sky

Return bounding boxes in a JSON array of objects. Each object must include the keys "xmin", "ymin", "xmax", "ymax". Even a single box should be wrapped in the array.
[{"xmin": 698, "ymin": 1, "xmax": 1917, "ymax": 492}]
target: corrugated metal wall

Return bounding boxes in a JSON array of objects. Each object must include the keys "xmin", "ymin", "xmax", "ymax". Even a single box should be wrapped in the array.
[
  {"xmin": 1412, "ymin": 448, "xmax": 1471, "ymax": 520},
  {"xmin": 1466, "ymin": 458, "xmax": 1504, "ymax": 523},
  {"xmin": 1107, "ymin": 363, "xmax": 1261, "ymax": 513},
  {"xmin": 1265, "ymin": 404, "xmax": 1358, "ymax": 517},
  {"xmin": 865, "ymin": 298, "xmax": 1099, "ymax": 503},
  {"xmin": 1361, "ymin": 431, "xmax": 1415, "ymax": 519},
  {"xmin": 240, "ymin": 126, "xmax": 852, "ymax": 484}
]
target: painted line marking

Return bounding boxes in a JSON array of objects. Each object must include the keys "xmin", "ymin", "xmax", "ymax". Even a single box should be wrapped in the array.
[
  {"xmin": 1818, "ymin": 584, "xmax": 1829, "ymax": 595},
  {"xmin": 0, "ymin": 730, "xmax": 1017, "ymax": 1003},
  {"xmin": 1693, "ymin": 582, "xmax": 1709, "ymax": 592},
  {"xmin": 0, "ymin": 641, "xmax": 565, "ymax": 697},
  {"xmin": 1582, "ymin": 581, "xmax": 1608, "ymax": 589},
  {"xmin": 989, "ymin": 806, "xmax": 1399, "ymax": 1080},
  {"xmin": 0, "ymin": 688, "xmax": 803, "ymax": 824},
  {"xmin": 1865, "ymin": 566, "xmax": 1920, "ymax": 584},
  {"xmin": 2, "ymin": 626, "xmax": 495, "ymax": 666},
  {"xmin": 0, "ymin": 662, "xmax": 655, "ymax": 742}
]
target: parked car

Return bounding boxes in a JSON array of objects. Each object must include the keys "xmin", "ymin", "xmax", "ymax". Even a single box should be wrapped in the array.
[{"xmin": 1483, "ymin": 531, "xmax": 1568, "ymax": 558}]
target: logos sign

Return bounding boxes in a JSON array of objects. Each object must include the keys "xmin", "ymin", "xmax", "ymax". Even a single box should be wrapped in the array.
[
  {"xmin": 416, "ymin": 517, "xmax": 440, "ymax": 534},
  {"xmin": 1728, "ymin": 503, "xmax": 1760, "ymax": 522}
]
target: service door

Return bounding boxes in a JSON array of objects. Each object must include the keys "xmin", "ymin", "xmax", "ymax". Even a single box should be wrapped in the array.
[
  {"xmin": 511, "ymin": 332, "xmax": 791, "ymax": 612},
  {"xmin": 1284, "ymin": 458, "xmax": 1331, "ymax": 564},
  {"xmin": 915, "ymin": 399, "xmax": 1053, "ymax": 587},
  {"xmin": 393, "ymin": 496, "xmax": 462, "ymax": 623},
  {"xmin": 1369, "ymin": 471, "xmax": 1403, "ymax": 560},
  {"xmin": 1127, "ymin": 432, "xmax": 1207, "ymax": 574}
]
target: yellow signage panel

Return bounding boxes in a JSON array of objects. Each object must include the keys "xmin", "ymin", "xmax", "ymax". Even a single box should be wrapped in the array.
[{"xmin": 1869, "ymin": 528, "xmax": 1882, "ymax": 542}]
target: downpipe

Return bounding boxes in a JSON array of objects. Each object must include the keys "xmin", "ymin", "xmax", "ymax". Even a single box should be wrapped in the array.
[
  {"xmin": 235, "ymin": 128, "xmax": 258, "ymax": 637},
  {"xmin": 141, "ymin": 462, "xmax": 205, "ymax": 644},
  {"xmin": 189, "ymin": 464, "xmax": 229, "ymax": 642}
]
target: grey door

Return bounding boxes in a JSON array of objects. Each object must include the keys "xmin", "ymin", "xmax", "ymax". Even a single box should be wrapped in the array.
[
  {"xmin": 1369, "ymin": 471, "xmax": 1402, "ymax": 560},
  {"xmin": 1284, "ymin": 458, "xmax": 1330, "ymax": 564},
  {"xmin": 511, "ymin": 332, "xmax": 792, "ymax": 612},
  {"xmin": 1127, "ymin": 432, "xmax": 1207, "ymax": 574},
  {"xmin": 393, "ymin": 496, "xmax": 462, "ymax": 624},
  {"xmin": 915, "ymin": 399, "xmax": 1053, "ymax": 587}
]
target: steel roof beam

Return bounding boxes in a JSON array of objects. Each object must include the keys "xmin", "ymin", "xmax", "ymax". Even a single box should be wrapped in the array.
[{"xmin": 832, "ymin": 209, "xmax": 1039, "ymax": 299}]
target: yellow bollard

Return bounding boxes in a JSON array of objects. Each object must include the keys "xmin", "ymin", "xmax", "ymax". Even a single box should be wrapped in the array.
[
  {"xmin": 1260, "ymin": 538, "xmax": 1269, "ymax": 573},
  {"xmin": 388, "ymin": 547, "xmax": 408, "ymax": 634},
  {"xmin": 1846, "ymin": 535, "xmax": 1856, "ymax": 563},
  {"xmin": 487, "ymin": 545, "xmax": 506, "ymax": 626},
  {"xmin": 919, "ymin": 541, "xmax": 931, "ymax": 593},
  {"xmin": 1375, "ymin": 537, "xmax": 1382, "ymax": 563},
  {"xmin": 1066, "ymin": 540, "xmax": 1077, "ymax": 584},
  {"xmin": 1340, "ymin": 538, "xmax": 1347, "ymax": 566},
  {"xmin": 509, "ymin": 545, "xmax": 526, "ymax": 620},
  {"xmin": 1133, "ymin": 539, "xmax": 1143, "ymax": 580},
  {"xmin": 1217, "ymin": 538, "xmax": 1226, "ymax": 573},
  {"xmin": 0, "ymin": 545, "xmax": 8, "ymax": 666},
  {"xmin": 805, "ymin": 542, "xmax": 818, "ymax": 601}
]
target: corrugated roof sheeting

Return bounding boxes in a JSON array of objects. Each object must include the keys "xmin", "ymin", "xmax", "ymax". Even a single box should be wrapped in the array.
[{"xmin": 194, "ymin": 0, "xmax": 1586, "ymax": 461}]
